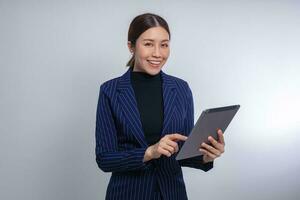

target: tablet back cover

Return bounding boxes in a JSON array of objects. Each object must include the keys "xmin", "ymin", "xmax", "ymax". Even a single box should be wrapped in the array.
[{"xmin": 176, "ymin": 105, "xmax": 240, "ymax": 160}]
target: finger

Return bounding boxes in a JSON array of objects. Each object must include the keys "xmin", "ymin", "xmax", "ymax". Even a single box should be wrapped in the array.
[
  {"xmin": 201, "ymin": 142, "xmax": 221, "ymax": 156},
  {"xmin": 217, "ymin": 129, "xmax": 225, "ymax": 145},
  {"xmin": 201, "ymin": 142, "xmax": 221, "ymax": 157},
  {"xmin": 165, "ymin": 140, "xmax": 179, "ymax": 152},
  {"xmin": 161, "ymin": 142, "xmax": 175, "ymax": 154},
  {"xmin": 208, "ymin": 136, "xmax": 224, "ymax": 153},
  {"xmin": 208, "ymin": 136, "xmax": 222, "ymax": 150},
  {"xmin": 157, "ymin": 146, "xmax": 172, "ymax": 157},
  {"xmin": 199, "ymin": 148, "xmax": 217, "ymax": 159},
  {"xmin": 168, "ymin": 133, "xmax": 188, "ymax": 142}
]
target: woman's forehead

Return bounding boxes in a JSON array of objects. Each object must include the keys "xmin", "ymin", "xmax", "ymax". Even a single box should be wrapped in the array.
[{"xmin": 139, "ymin": 27, "xmax": 170, "ymax": 41}]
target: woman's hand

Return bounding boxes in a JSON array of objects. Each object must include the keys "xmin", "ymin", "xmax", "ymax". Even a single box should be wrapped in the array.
[
  {"xmin": 199, "ymin": 129, "xmax": 225, "ymax": 163},
  {"xmin": 144, "ymin": 133, "xmax": 187, "ymax": 162}
]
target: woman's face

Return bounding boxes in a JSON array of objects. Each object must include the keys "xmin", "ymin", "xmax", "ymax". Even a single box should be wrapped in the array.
[{"xmin": 128, "ymin": 26, "xmax": 170, "ymax": 75}]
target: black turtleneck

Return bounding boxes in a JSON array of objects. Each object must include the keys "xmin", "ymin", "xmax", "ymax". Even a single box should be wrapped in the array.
[{"xmin": 130, "ymin": 68, "xmax": 164, "ymax": 146}]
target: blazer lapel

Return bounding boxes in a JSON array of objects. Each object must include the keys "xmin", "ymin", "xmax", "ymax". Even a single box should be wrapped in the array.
[
  {"xmin": 117, "ymin": 68, "xmax": 148, "ymax": 147},
  {"xmin": 117, "ymin": 68, "xmax": 177, "ymax": 147},
  {"xmin": 160, "ymin": 71, "xmax": 177, "ymax": 136}
]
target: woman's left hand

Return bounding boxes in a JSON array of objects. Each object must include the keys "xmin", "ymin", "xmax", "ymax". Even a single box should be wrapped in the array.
[{"xmin": 199, "ymin": 129, "xmax": 225, "ymax": 163}]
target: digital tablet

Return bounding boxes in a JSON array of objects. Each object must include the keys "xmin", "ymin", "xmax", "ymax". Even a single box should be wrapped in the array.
[{"xmin": 176, "ymin": 105, "xmax": 240, "ymax": 160}]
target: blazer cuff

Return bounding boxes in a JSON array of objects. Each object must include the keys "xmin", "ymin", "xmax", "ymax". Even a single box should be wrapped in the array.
[
  {"xmin": 96, "ymin": 147, "xmax": 154, "ymax": 173},
  {"xmin": 138, "ymin": 147, "xmax": 154, "ymax": 170},
  {"xmin": 178, "ymin": 155, "xmax": 214, "ymax": 172}
]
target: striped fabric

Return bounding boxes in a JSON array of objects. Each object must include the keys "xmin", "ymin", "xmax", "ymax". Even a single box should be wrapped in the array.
[{"xmin": 95, "ymin": 67, "xmax": 213, "ymax": 200}]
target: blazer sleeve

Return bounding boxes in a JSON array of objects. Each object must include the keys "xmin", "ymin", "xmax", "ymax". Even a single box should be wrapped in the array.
[
  {"xmin": 95, "ymin": 85, "xmax": 152, "ymax": 173},
  {"xmin": 178, "ymin": 82, "xmax": 214, "ymax": 172}
]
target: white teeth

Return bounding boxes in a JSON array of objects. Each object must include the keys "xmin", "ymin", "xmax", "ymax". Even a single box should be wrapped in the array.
[{"xmin": 148, "ymin": 61, "xmax": 161, "ymax": 65}]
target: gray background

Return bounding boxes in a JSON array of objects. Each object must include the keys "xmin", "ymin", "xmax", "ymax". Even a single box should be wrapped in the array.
[{"xmin": 1, "ymin": 0, "xmax": 299, "ymax": 200}]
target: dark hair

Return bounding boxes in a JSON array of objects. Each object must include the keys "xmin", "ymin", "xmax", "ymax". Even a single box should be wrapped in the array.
[{"xmin": 126, "ymin": 13, "xmax": 171, "ymax": 68}]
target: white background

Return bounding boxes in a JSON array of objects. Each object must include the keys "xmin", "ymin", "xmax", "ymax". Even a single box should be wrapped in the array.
[{"xmin": 1, "ymin": 1, "xmax": 299, "ymax": 199}]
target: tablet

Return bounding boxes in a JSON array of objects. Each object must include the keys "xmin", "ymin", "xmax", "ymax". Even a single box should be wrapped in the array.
[{"xmin": 176, "ymin": 105, "xmax": 240, "ymax": 160}]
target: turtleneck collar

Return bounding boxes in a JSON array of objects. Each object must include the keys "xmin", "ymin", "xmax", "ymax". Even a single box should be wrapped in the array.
[{"xmin": 130, "ymin": 67, "xmax": 162, "ymax": 82}]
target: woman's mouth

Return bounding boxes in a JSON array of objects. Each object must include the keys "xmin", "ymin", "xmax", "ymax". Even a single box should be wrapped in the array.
[{"xmin": 148, "ymin": 60, "xmax": 162, "ymax": 67}]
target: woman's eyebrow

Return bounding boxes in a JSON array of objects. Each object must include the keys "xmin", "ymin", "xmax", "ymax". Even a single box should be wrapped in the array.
[{"xmin": 142, "ymin": 39, "xmax": 169, "ymax": 42}]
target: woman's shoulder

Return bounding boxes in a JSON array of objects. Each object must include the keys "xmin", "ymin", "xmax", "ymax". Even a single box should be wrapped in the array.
[
  {"xmin": 100, "ymin": 77, "xmax": 120, "ymax": 89},
  {"xmin": 99, "ymin": 68, "xmax": 129, "ymax": 91},
  {"xmin": 98, "ymin": 75, "xmax": 123, "ymax": 98},
  {"xmin": 163, "ymin": 72, "xmax": 190, "ymax": 89}
]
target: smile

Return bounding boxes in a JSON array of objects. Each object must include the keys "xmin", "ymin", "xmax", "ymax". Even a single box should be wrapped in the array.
[{"xmin": 148, "ymin": 60, "xmax": 162, "ymax": 65}]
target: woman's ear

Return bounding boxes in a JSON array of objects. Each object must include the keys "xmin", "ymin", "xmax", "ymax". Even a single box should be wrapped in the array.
[{"xmin": 127, "ymin": 41, "xmax": 134, "ymax": 54}]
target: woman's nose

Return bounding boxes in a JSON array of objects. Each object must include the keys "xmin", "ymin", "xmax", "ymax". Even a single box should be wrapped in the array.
[{"xmin": 152, "ymin": 46, "xmax": 162, "ymax": 57}]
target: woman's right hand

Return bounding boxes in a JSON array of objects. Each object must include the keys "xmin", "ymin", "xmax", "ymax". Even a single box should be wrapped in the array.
[{"xmin": 144, "ymin": 133, "xmax": 188, "ymax": 162}]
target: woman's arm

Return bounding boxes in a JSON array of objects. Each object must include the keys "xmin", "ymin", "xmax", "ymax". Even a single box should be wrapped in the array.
[
  {"xmin": 177, "ymin": 82, "xmax": 214, "ymax": 172},
  {"xmin": 95, "ymin": 85, "xmax": 153, "ymax": 173}
]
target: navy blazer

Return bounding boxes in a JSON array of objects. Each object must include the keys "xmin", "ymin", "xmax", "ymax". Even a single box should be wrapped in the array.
[{"xmin": 95, "ymin": 68, "xmax": 213, "ymax": 200}]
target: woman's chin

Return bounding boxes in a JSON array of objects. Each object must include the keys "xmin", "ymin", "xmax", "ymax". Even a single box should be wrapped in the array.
[
  {"xmin": 146, "ymin": 65, "xmax": 163, "ymax": 74},
  {"xmin": 147, "ymin": 68, "xmax": 161, "ymax": 75}
]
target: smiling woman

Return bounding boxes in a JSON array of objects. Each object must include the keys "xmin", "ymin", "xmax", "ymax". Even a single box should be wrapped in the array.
[
  {"xmin": 95, "ymin": 13, "xmax": 224, "ymax": 200},
  {"xmin": 128, "ymin": 27, "xmax": 170, "ymax": 74},
  {"xmin": 126, "ymin": 14, "xmax": 171, "ymax": 75}
]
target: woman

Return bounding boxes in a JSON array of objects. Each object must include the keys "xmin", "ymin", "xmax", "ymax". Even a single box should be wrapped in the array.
[{"xmin": 95, "ymin": 13, "xmax": 225, "ymax": 200}]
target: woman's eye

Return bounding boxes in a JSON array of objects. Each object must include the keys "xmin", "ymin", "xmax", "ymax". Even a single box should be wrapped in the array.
[
  {"xmin": 162, "ymin": 43, "xmax": 169, "ymax": 47},
  {"xmin": 145, "ymin": 43, "xmax": 153, "ymax": 46}
]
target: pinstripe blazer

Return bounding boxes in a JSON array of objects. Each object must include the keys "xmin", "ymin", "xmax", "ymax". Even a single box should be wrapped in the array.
[{"xmin": 95, "ymin": 67, "xmax": 213, "ymax": 200}]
